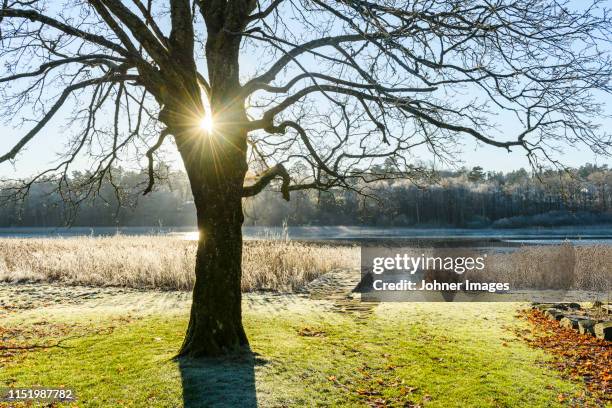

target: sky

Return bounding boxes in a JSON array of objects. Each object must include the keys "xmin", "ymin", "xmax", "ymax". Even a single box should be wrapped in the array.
[{"xmin": 1, "ymin": 1, "xmax": 611, "ymax": 180}]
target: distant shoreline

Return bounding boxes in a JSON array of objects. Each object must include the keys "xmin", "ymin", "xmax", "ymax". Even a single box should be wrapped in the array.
[{"xmin": 0, "ymin": 225, "xmax": 611, "ymax": 247}]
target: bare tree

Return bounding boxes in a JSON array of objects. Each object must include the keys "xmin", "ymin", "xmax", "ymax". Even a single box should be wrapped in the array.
[{"xmin": 1, "ymin": 0, "xmax": 611, "ymax": 357}]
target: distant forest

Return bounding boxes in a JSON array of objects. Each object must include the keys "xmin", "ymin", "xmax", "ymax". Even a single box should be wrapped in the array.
[{"xmin": 1, "ymin": 164, "xmax": 611, "ymax": 228}]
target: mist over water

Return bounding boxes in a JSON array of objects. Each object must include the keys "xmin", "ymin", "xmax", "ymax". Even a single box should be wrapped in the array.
[{"xmin": 0, "ymin": 225, "xmax": 610, "ymax": 247}]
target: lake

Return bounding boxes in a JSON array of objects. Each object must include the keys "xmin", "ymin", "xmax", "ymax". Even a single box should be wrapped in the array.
[{"xmin": 0, "ymin": 225, "xmax": 611, "ymax": 246}]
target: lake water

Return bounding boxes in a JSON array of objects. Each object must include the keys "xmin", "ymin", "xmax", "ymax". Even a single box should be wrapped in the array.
[{"xmin": 0, "ymin": 225, "xmax": 610, "ymax": 246}]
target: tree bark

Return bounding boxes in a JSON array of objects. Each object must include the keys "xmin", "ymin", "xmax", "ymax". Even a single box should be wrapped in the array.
[
  {"xmin": 178, "ymin": 191, "xmax": 248, "ymax": 356},
  {"xmin": 162, "ymin": 21, "xmax": 250, "ymax": 357},
  {"xmin": 174, "ymin": 119, "xmax": 249, "ymax": 357}
]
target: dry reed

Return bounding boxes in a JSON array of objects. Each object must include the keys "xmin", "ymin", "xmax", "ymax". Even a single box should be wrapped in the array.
[
  {"xmin": 466, "ymin": 244, "xmax": 611, "ymax": 292},
  {"xmin": 0, "ymin": 237, "xmax": 608, "ymax": 293},
  {"xmin": 0, "ymin": 236, "xmax": 359, "ymax": 292}
]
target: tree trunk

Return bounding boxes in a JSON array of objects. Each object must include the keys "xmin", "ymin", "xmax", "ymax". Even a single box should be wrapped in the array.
[
  {"xmin": 171, "ymin": 80, "xmax": 249, "ymax": 356},
  {"xmin": 165, "ymin": 25, "xmax": 249, "ymax": 357},
  {"xmin": 178, "ymin": 194, "xmax": 248, "ymax": 357},
  {"xmin": 175, "ymin": 123, "xmax": 249, "ymax": 357}
]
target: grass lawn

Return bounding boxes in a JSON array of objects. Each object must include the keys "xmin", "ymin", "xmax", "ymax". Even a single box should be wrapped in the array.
[{"xmin": 0, "ymin": 294, "xmax": 589, "ymax": 408}]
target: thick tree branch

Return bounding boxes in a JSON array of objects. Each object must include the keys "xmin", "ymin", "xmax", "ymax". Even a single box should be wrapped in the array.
[
  {"xmin": 251, "ymin": 84, "xmax": 525, "ymax": 149},
  {"xmin": 143, "ymin": 128, "xmax": 171, "ymax": 195},
  {"xmin": 95, "ymin": 0, "xmax": 170, "ymax": 67},
  {"xmin": 0, "ymin": 8, "xmax": 129, "ymax": 55},
  {"xmin": 169, "ymin": 0, "xmax": 194, "ymax": 53},
  {"xmin": 248, "ymin": 72, "xmax": 437, "ymax": 95},
  {"xmin": 89, "ymin": 0, "xmax": 141, "ymax": 56},
  {"xmin": 0, "ymin": 55, "xmax": 127, "ymax": 83},
  {"xmin": 247, "ymin": 0, "xmax": 284, "ymax": 22},
  {"xmin": 242, "ymin": 163, "xmax": 290, "ymax": 200},
  {"xmin": 131, "ymin": 0, "xmax": 168, "ymax": 47},
  {"xmin": 242, "ymin": 33, "xmax": 382, "ymax": 94}
]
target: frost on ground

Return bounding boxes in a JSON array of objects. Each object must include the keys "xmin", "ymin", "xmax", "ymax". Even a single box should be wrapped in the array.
[{"xmin": 0, "ymin": 272, "xmax": 607, "ymax": 406}]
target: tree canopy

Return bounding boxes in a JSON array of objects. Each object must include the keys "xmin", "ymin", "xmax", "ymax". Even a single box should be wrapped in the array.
[{"xmin": 1, "ymin": 0, "xmax": 611, "ymax": 202}]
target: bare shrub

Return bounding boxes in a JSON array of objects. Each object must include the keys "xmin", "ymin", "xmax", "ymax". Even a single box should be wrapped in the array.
[{"xmin": 0, "ymin": 237, "xmax": 358, "ymax": 292}]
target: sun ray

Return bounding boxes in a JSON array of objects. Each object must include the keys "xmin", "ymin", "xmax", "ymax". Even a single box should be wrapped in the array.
[{"xmin": 199, "ymin": 114, "xmax": 214, "ymax": 133}]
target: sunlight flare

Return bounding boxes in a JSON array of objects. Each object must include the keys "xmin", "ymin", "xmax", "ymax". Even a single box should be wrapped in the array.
[{"xmin": 199, "ymin": 114, "xmax": 214, "ymax": 133}]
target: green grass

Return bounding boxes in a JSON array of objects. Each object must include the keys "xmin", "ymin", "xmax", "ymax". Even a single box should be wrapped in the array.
[{"xmin": 0, "ymin": 302, "xmax": 585, "ymax": 407}]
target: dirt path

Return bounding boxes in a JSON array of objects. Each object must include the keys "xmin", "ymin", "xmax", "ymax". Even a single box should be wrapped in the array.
[{"xmin": 302, "ymin": 268, "xmax": 377, "ymax": 318}]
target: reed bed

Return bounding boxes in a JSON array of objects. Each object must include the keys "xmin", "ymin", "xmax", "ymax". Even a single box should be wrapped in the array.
[
  {"xmin": 0, "ymin": 236, "xmax": 359, "ymax": 292},
  {"xmin": 0, "ymin": 236, "xmax": 608, "ymax": 293},
  {"xmin": 466, "ymin": 244, "xmax": 611, "ymax": 292}
]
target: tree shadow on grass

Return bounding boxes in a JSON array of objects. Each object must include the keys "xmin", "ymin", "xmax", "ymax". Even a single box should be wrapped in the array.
[{"xmin": 178, "ymin": 350, "xmax": 263, "ymax": 408}]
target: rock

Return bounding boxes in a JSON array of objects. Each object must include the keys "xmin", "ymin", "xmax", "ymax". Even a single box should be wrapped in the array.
[
  {"xmin": 353, "ymin": 272, "xmax": 374, "ymax": 293},
  {"xmin": 560, "ymin": 316, "xmax": 584, "ymax": 330},
  {"xmin": 533, "ymin": 303, "xmax": 556, "ymax": 311},
  {"xmin": 566, "ymin": 303, "xmax": 581, "ymax": 310},
  {"xmin": 544, "ymin": 308, "xmax": 564, "ymax": 321},
  {"xmin": 594, "ymin": 322, "xmax": 612, "ymax": 340},
  {"xmin": 556, "ymin": 303, "xmax": 580, "ymax": 310},
  {"xmin": 536, "ymin": 303, "xmax": 580, "ymax": 311},
  {"xmin": 578, "ymin": 319, "xmax": 597, "ymax": 336}
]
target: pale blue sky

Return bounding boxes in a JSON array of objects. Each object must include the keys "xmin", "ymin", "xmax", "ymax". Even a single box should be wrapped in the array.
[{"xmin": 1, "ymin": 0, "xmax": 611, "ymax": 179}]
